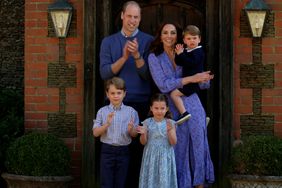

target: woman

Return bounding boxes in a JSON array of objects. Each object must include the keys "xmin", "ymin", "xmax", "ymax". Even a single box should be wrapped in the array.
[{"xmin": 148, "ymin": 23, "xmax": 215, "ymax": 188}]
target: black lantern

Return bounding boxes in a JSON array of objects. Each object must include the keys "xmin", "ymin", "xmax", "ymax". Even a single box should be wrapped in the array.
[
  {"xmin": 244, "ymin": 0, "xmax": 270, "ymax": 37},
  {"xmin": 48, "ymin": 0, "xmax": 73, "ymax": 38}
]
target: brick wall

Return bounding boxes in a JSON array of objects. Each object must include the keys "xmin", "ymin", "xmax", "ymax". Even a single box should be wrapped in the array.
[
  {"xmin": 0, "ymin": 0, "xmax": 24, "ymax": 90},
  {"xmin": 234, "ymin": 0, "xmax": 282, "ymax": 139},
  {"xmin": 25, "ymin": 1, "xmax": 83, "ymax": 187}
]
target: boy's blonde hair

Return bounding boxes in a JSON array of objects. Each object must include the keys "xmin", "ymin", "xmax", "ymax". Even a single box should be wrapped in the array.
[
  {"xmin": 105, "ymin": 77, "xmax": 126, "ymax": 92},
  {"xmin": 183, "ymin": 25, "xmax": 201, "ymax": 37}
]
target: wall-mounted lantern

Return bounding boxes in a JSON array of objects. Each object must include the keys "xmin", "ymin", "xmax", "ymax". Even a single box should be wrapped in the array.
[
  {"xmin": 244, "ymin": 0, "xmax": 270, "ymax": 37},
  {"xmin": 48, "ymin": 0, "xmax": 73, "ymax": 38}
]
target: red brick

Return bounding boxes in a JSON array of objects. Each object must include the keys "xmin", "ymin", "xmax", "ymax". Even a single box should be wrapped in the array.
[
  {"xmin": 271, "ymin": 4, "xmax": 282, "ymax": 11},
  {"xmin": 262, "ymin": 46, "xmax": 274, "ymax": 54},
  {"xmin": 275, "ymin": 72, "xmax": 282, "ymax": 81},
  {"xmin": 276, "ymin": 12, "xmax": 282, "ymax": 20},
  {"xmin": 66, "ymin": 38, "xmax": 80, "ymax": 45},
  {"xmin": 275, "ymin": 63, "xmax": 282, "ymax": 70},
  {"xmin": 240, "ymin": 96, "xmax": 253, "ymax": 105},
  {"xmin": 275, "ymin": 46, "xmax": 282, "ymax": 53},
  {"xmin": 264, "ymin": 38, "xmax": 282, "ymax": 45},
  {"xmin": 36, "ymin": 104, "xmax": 59, "ymax": 112},
  {"xmin": 273, "ymin": 97, "xmax": 282, "ymax": 104},
  {"xmin": 276, "ymin": 28, "xmax": 282, "ymax": 37},
  {"xmin": 26, "ymin": 62, "xmax": 47, "ymax": 71},
  {"xmin": 36, "ymin": 88, "xmax": 59, "ymax": 95},
  {"xmin": 263, "ymin": 89, "xmax": 282, "ymax": 96},
  {"xmin": 36, "ymin": 3, "xmax": 49, "ymax": 11},
  {"xmin": 262, "ymin": 96, "xmax": 274, "ymax": 105},
  {"xmin": 25, "ymin": 11, "xmax": 47, "ymax": 20},
  {"xmin": 25, "ymin": 79, "xmax": 47, "ymax": 87},
  {"xmin": 275, "ymin": 80, "xmax": 282, "ymax": 87},
  {"xmin": 25, "ymin": 96, "xmax": 49, "ymax": 103},
  {"xmin": 262, "ymin": 106, "xmax": 282, "ymax": 113},
  {"xmin": 263, "ymin": 54, "xmax": 282, "ymax": 62},
  {"xmin": 25, "ymin": 104, "xmax": 37, "ymax": 111},
  {"xmin": 24, "ymin": 120, "xmax": 48, "ymax": 129},
  {"xmin": 275, "ymin": 115, "xmax": 282, "ymax": 122},
  {"xmin": 66, "ymin": 45, "xmax": 80, "ymax": 54},
  {"xmin": 66, "ymin": 53, "xmax": 82, "ymax": 62},
  {"xmin": 25, "ymin": 112, "xmax": 47, "ymax": 120},
  {"xmin": 25, "ymin": 45, "xmax": 47, "ymax": 53}
]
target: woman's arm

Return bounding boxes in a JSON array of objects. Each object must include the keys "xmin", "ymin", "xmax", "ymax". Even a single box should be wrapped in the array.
[
  {"xmin": 148, "ymin": 53, "xmax": 213, "ymax": 93},
  {"xmin": 148, "ymin": 53, "xmax": 182, "ymax": 93},
  {"xmin": 181, "ymin": 71, "xmax": 214, "ymax": 86}
]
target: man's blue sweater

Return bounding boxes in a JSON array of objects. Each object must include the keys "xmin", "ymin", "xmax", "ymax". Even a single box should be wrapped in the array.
[{"xmin": 99, "ymin": 31, "xmax": 154, "ymax": 102}]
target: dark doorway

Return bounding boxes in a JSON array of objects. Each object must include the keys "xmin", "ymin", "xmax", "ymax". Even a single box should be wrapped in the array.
[{"xmin": 83, "ymin": 0, "xmax": 233, "ymax": 187}]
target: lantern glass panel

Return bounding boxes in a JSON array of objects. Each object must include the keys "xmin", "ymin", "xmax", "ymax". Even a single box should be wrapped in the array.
[
  {"xmin": 246, "ymin": 10, "xmax": 266, "ymax": 37},
  {"xmin": 50, "ymin": 10, "xmax": 71, "ymax": 38}
]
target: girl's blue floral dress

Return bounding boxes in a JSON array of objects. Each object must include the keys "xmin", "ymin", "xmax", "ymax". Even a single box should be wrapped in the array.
[{"xmin": 139, "ymin": 117, "xmax": 178, "ymax": 188}]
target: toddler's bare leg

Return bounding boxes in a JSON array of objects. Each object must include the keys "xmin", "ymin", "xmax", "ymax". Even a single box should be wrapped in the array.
[{"xmin": 170, "ymin": 89, "xmax": 186, "ymax": 114}]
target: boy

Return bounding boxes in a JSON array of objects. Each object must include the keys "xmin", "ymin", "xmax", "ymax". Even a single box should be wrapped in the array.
[
  {"xmin": 93, "ymin": 77, "xmax": 139, "ymax": 188},
  {"xmin": 171, "ymin": 25, "xmax": 205, "ymax": 125}
]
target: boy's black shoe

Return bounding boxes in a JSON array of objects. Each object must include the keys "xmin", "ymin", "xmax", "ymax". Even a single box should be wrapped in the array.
[{"xmin": 176, "ymin": 111, "xmax": 191, "ymax": 125}]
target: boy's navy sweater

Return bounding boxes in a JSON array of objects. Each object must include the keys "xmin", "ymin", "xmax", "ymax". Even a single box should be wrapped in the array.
[{"xmin": 175, "ymin": 46, "xmax": 204, "ymax": 96}]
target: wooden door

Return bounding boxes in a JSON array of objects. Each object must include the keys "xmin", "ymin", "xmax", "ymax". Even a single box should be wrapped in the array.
[{"xmin": 111, "ymin": 1, "xmax": 205, "ymax": 48}]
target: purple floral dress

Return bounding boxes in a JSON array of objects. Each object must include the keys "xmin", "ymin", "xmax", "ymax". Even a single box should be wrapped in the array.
[{"xmin": 148, "ymin": 52, "xmax": 214, "ymax": 188}]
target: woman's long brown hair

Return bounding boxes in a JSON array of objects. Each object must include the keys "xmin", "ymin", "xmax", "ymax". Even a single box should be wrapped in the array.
[{"xmin": 149, "ymin": 22, "xmax": 183, "ymax": 56}]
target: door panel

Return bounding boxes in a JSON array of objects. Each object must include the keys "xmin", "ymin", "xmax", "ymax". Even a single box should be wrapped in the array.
[{"xmin": 113, "ymin": 2, "xmax": 205, "ymax": 42}]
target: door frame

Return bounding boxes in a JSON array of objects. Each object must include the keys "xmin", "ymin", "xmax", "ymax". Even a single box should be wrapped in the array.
[{"xmin": 82, "ymin": 0, "xmax": 233, "ymax": 187}]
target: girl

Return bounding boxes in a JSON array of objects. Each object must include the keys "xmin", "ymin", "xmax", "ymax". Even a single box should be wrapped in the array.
[{"xmin": 137, "ymin": 93, "xmax": 178, "ymax": 188}]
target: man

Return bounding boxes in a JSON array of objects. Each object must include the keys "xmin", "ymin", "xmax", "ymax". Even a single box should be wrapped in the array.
[{"xmin": 99, "ymin": 1, "xmax": 154, "ymax": 187}]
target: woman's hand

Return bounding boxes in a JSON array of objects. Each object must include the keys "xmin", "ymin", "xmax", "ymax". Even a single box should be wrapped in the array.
[{"xmin": 182, "ymin": 71, "xmax": 214, "ymax": 85}]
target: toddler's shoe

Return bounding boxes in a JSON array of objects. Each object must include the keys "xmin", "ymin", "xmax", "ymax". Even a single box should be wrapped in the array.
[{"xmin": 176, "ymin": 111, "xmax": 191, "ymax": 125}]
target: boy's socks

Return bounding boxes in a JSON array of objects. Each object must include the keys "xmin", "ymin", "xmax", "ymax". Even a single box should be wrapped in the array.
[{"xmin": 176, "ymin": 111, "xmax": 191, "ymax": 125}]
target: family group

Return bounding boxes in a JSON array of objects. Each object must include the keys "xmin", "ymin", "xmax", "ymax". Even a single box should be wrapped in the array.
[{"xmin": 93, "ymin": 1, "xmax": 215, "ymax": 188}]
